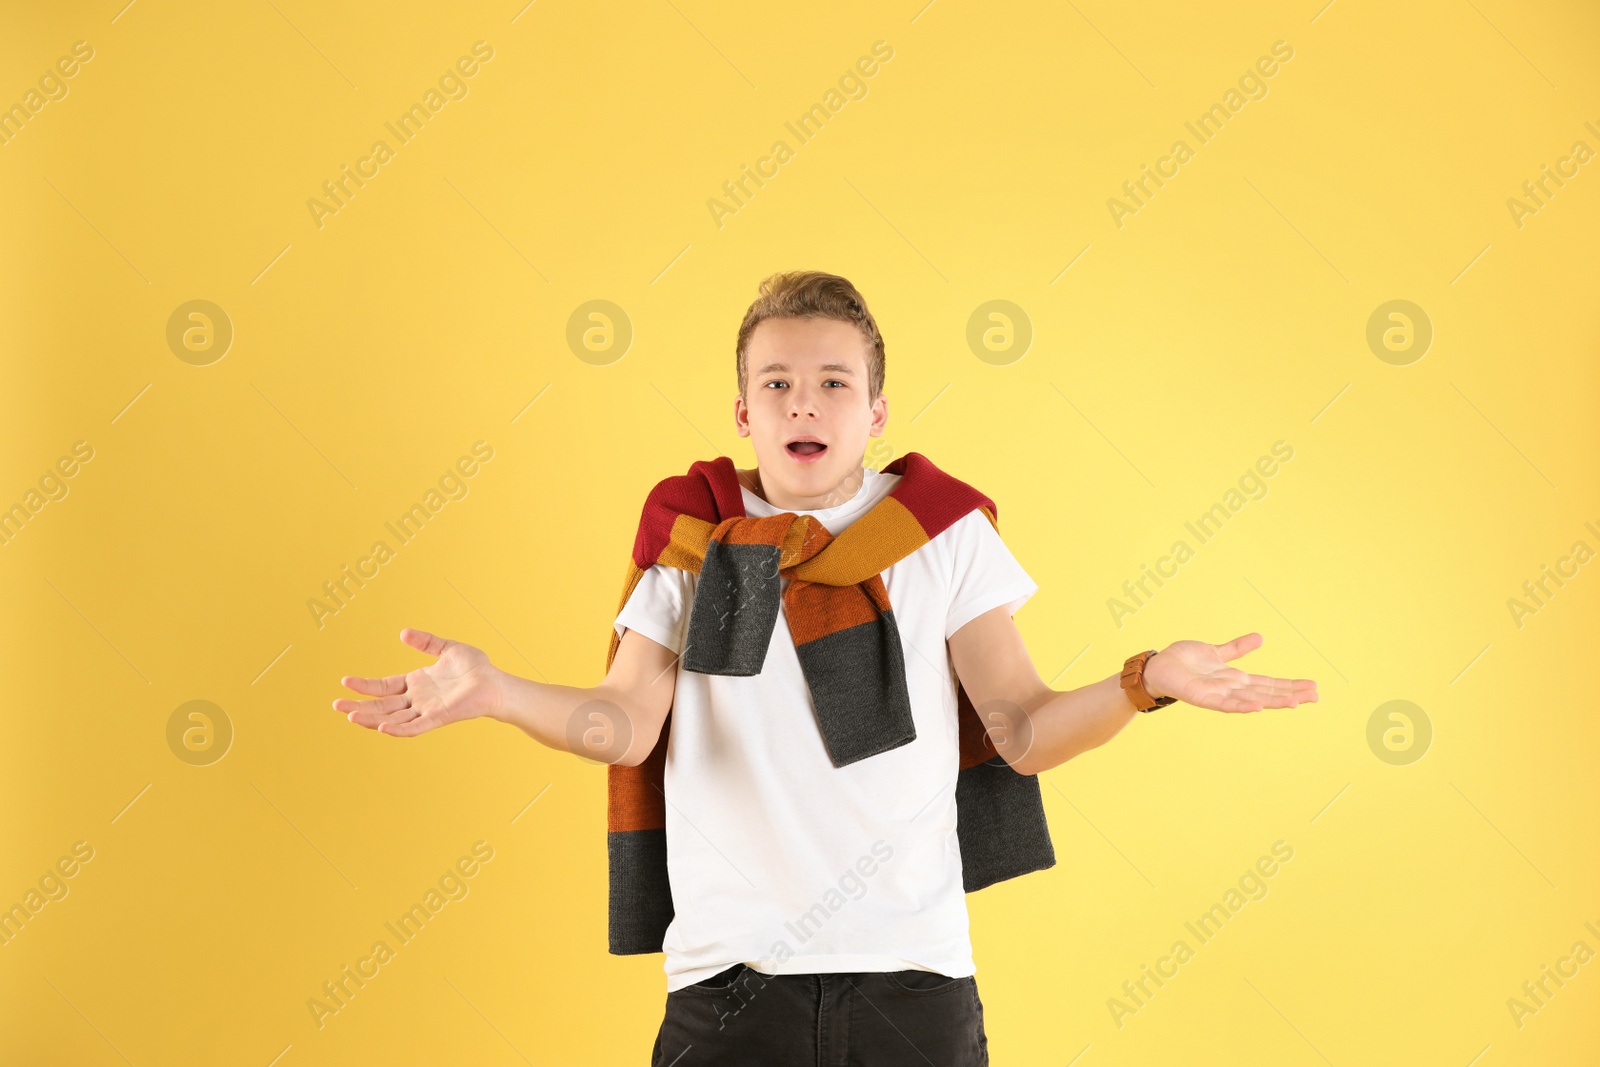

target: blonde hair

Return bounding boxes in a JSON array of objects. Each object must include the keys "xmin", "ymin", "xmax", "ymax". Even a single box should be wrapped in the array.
[{"xmin": 735, "ymin": 270, "xmax": 885, "ymax": 402}]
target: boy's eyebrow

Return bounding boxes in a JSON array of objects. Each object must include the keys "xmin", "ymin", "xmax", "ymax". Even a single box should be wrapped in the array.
[{"xmin": 755, "ymin": 361, "xmax": 857, "ymax": 376}]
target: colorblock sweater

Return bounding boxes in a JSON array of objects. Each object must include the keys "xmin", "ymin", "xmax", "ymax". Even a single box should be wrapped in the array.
[{"xmin": 604, "ymin": 451, "xmax": 1056, "ymax": 955}]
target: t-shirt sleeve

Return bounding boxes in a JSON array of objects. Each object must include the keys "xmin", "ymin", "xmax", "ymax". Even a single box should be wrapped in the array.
[
  {"xmin": 944, "ymin": 511, "xmax": 1039, "ymax": 641},
  {"xmin": 613, "ymin": 563, "xmax": 693, "ymax": 655}
]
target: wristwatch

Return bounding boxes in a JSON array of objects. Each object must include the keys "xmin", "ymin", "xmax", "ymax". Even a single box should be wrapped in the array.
[{"xmin": 1121, "ymin": 649, "xmax": 1176, "ymax": 713}]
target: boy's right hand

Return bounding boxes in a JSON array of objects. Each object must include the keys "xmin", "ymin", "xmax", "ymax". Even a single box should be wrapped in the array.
[{"xmin": 333, "ymin": 628, "xmax": 504, "ymax": 737}]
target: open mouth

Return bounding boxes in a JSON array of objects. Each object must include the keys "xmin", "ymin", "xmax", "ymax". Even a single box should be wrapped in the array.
[{"xmin": 786, "ymin": 441, "xmax": 827, "ymax": 456}]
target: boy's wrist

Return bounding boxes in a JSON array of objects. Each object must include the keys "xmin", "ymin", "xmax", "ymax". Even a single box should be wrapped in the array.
[
  {"xmin": 482, "ymin": 664, "xmax": 514, "ymax": 723},
  {"xmin": 1120, "ymin": 648, "xmax": 1174, "ymax": 711}
]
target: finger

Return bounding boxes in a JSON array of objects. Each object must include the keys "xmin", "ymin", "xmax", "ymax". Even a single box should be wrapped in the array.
[
  {"xmin": 379, "ymin": 710, "xmax": 434, "ymax": 738},
  {"xmin": 355, "ymin": 705, "xmax": 421, "ymax": 732},
  {"xmin": 334, "ymin": 694, "xmax": 411, "ymax": 721},
  {"xmin": 1238, "ymin": 673, "xmax": 1319, "ymax": 698},
  {"xmin": 1193, "ymin": 676, "xmax": 1300, "ymax": 702},
  {"xmin": 1216, "ymin": 633, "xmax": 1263, "ymax": 660},
  {"xmin": 332, "ymin": 693, "xmax": 409, "ymax": 714},
  {"xmin": 1230, "ymin": 683, "xmax": 1312, "ymax": 708},
  {"xmin": 340, "ymin": 673, "xmax": 408, "ymax": 697},
  {"xmin": 400, "ymin": 628, "xmax": 448, "ymax": 658}
]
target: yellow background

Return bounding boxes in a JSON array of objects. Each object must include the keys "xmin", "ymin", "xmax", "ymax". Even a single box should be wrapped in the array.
[{"xmin": 3, "ymin": 0, "xmax": 1598, "ymax": 1063}]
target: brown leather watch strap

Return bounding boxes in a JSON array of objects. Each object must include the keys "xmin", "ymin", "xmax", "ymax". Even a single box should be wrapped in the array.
[{"xmin": 1121, "ymin": 649, "xmax": 1176, "ymax": 713}]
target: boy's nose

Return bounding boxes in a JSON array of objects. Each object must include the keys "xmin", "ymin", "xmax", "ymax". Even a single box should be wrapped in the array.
[{"xmin": 787, "ymin": 386, "xmax": 823, "ymax": 414}]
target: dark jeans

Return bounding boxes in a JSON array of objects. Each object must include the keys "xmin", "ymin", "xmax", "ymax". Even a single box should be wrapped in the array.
[{"xmin": 650, "ymin": 964, "xmax": 989, "ymax": 1066}]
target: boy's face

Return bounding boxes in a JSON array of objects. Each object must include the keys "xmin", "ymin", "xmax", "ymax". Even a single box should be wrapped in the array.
[{"xmin": 734, "ymin": 316, "xmax": 888, "ymax": 511}]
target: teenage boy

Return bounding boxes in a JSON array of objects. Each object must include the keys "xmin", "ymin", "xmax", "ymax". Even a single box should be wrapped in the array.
[{"xmin": 333, "ymin": 270, "xmax": 1319, "ymax": 1065}]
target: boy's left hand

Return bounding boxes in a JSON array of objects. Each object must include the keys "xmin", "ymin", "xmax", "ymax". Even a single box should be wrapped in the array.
[{"xmin": 1143, "ymin": 633, "xmax": 1318, "ymax": 713}]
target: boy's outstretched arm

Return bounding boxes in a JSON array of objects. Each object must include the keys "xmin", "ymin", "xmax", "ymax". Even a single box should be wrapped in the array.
[
  {"xmin": 947, "ymin": 606, "xmax": 1320, "ymax": 777},
  {"xmin": 333, "ymin": 626, "xmax": 677, "ymax": 767}
]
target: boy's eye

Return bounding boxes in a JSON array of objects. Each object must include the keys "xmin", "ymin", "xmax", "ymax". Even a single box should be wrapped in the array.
[{"xmin": 763, "ymin": 380, "xmax": 847, "ymax": 389}]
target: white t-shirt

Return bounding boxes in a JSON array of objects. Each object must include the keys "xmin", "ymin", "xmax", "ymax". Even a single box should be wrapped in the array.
[{"xmin": 612, "ymin": 465, "xmax": 1038, "ymax": 992}]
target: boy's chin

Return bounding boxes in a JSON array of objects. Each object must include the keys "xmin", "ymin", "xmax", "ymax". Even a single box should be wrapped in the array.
[{"xmin": 764, "ymin": 450, "xmax": 836, "ymax": 476}]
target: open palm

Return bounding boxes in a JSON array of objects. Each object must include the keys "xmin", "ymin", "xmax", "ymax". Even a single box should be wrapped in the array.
[
  {"xmin": 333, "ymin": 628, "xmax": 503, "ymax": 737},
  {"xmin": 1143, "ymin": 633, "xmax": 1319, "ymax": 713}
]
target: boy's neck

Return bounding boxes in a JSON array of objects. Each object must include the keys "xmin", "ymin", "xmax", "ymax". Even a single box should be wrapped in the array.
[{"xmin": 737, "ymin": 464, "xmax": 867, "ymax": 512}]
